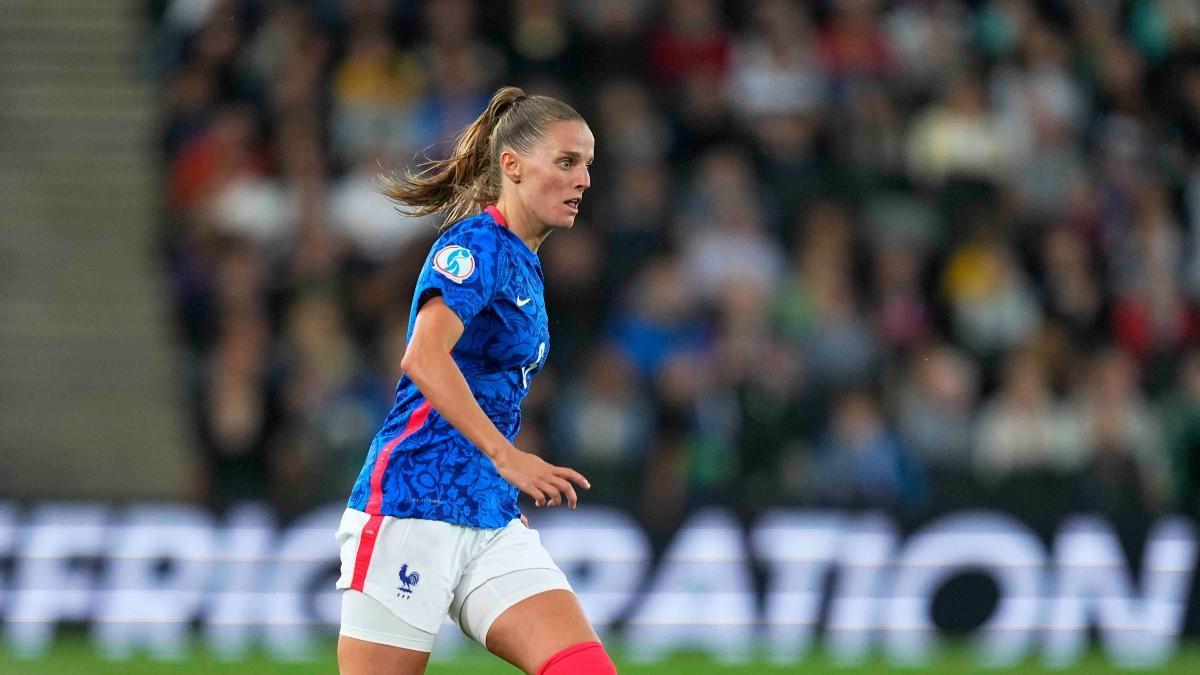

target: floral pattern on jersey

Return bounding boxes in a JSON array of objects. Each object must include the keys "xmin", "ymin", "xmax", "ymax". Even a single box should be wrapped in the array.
[{"xmin": 348, "ymin": 211, "xmax": 549, "ymax": 528}]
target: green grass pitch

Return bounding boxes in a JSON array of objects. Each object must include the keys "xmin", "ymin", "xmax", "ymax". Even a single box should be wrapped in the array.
[{"xmin": 5, "ymin": 640, "xmax": 1200, "ymax": 674}]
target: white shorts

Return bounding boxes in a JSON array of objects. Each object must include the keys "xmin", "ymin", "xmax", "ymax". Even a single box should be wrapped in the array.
[{"xmin": 334, "ymin": 509, "xmax": 572, "ymax": 652}]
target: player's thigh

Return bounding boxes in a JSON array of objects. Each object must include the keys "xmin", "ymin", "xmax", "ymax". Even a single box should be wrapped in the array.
[
  {"xmin": 338, "ymin": 589, "xmax": 438, "ymax": 675},
  {"xmin": 484, "ymin": 589, "xmax": 598, "ymax": 674},
  {"xmin": 338, "ymin": 634, "xmax": 430, "ymax": 675}
]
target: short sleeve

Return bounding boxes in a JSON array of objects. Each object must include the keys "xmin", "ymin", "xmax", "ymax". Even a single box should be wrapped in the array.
[{"xmin": 414, "ymin": 225, "xmax": 503, "ymax": 327}]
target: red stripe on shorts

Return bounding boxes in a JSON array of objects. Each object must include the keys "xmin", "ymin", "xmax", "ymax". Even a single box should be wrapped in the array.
[{"xmin": 351, "ymin": 400, "xmax": 433, "ymax": 591}]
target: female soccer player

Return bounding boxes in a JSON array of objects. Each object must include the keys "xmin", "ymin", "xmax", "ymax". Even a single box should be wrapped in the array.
[{"xmin": 335, "ymin": 86, "xmax": 616, "ymax": 675}]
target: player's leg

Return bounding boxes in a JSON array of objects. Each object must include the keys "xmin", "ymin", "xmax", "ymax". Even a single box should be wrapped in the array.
[
  {"xmin": 483, "ymin": 587, "xmax": 614, "ymax": 674},
  {"xmin": 338, "ymin": 634, "xmax": 430, "ymax": 675},
  {"xmin": 334, "ymin": 512, "xmax": 464, "ymax": 675},
  {"xmin": 338, "ymin": 589, "xmax": 435, "ymax": 675},
  {"xmin": 450, "ymin": 518, "xmax": 615, "ymax": 674}
]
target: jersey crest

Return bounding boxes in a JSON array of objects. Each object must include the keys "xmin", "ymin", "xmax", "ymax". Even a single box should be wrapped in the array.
[{"xmin": 433, "ymin": 245, "xmax": 476, "ymax": 283}]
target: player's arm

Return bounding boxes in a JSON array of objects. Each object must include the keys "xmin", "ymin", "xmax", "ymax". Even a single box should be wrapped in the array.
[{"xmin": 401, "ymin": 296, "xmax": 590, "ymax": 508}]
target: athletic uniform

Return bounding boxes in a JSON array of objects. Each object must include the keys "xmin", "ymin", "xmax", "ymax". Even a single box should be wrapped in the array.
[{"xmin": 335, "ymin": 205, "xmax": 571, "ymax": 651}]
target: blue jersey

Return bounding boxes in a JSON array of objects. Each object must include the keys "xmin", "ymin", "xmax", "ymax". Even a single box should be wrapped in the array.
[{"xmin": 347, "ymin": 206, "xmax": 549, "ymax": 528}]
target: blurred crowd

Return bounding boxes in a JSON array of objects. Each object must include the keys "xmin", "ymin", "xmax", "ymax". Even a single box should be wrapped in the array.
[{"xmin": 146, "ymin": 0, "xmax": 1200, "ymax": 533}]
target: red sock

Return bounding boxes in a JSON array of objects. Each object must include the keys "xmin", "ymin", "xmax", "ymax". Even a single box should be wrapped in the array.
[{"xmin": 536, "ymin": 641, "xmax": 617, "ymax": 675}]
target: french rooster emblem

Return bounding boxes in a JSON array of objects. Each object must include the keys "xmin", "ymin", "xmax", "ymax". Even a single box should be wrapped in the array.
[{"xmin": 398, "ymin": 563, "xmax": 420, "ymax": 596}]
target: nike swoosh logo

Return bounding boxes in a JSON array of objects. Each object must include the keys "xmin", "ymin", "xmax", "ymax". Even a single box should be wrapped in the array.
[{"xmin": 515, "ymin": 296, "xmax": 532, "ymax": 307}]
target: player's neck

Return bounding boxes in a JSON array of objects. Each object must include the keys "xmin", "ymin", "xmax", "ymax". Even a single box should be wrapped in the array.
[{"xmin": 492, "ymin": 199, "xmax": 550, "ymax": 254}]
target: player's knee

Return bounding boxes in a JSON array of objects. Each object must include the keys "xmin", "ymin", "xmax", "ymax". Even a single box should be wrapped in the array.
[{"xmin": 536, "ymin": 641, "xmax": 616, "ymax": 675}]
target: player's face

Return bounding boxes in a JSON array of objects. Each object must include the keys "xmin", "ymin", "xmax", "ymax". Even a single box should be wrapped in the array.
[{"xmin": 518, "ymin": 120, "xmax": 594, "ymax": 230}]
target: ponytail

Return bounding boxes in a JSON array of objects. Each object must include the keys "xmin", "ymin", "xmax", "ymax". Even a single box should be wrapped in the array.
[{"xmin": 381, "ymin": 86, "xmax": 583, "ymax": 227}]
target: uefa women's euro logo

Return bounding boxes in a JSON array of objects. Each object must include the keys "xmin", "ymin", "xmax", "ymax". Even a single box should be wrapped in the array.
[{"xmin": 433, "ymin": 245, "xmax": 476, "ymax": 284}]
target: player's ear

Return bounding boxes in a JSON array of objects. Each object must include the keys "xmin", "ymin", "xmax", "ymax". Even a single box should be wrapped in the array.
[{"xmin": 499, "ymin": 147, "xmax": 522, "ymax": 184}]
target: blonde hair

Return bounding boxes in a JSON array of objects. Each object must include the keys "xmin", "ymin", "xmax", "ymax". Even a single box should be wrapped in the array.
[{"xmin": 381, "ymin": 86, "xmax": 584, "ymax": 227}]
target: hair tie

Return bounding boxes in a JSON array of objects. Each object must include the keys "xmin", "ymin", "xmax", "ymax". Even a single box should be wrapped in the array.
[{"xmin": 497, "ymin": 94, "xmax": 526, "ymax": 120}]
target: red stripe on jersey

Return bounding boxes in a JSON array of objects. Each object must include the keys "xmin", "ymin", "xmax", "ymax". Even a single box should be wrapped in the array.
[
  {"xmin": 365, "ymin": 400, "xmax": 433, "ymax": 515},
  {"xmin": 351, "ymin": 400, "xmax": 433, "ymax": 591}
]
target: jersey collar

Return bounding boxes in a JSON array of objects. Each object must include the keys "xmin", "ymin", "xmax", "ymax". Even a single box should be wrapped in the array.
[
  {"xmin": 485, "ymin": 204, "xmax": 508, "ymax": 228},
  {"xmin": 484, "ymin": 205, "xmax": 541, "ymax": 268}
]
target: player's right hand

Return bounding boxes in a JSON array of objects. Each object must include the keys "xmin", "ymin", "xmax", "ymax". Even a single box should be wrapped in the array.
[{"xmin": 493, "ymin": 447, "xmax": 590, "ymax": 509}]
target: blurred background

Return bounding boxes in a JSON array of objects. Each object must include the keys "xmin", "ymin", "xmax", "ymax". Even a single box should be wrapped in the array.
[{"xmin": 5, "ymin": 0, "xmax": 1200, "ymax": 671}]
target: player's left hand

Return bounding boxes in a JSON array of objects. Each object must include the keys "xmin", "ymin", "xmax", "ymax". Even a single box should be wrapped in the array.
[
  {"xmin": 493, "ymin": 445, "xmax": 590, "ymax": 509},
  {"xmin": 519, "ymin": 513, "xmax": 530, "ymax": 528}
]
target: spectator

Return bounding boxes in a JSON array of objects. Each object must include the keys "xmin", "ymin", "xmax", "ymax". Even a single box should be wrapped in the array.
[
  {"xmin": 714, "ymin": 280, "xmax": 814, "ymax": 508},
  {"xmin": 553, "ymin": 344, "xmax": 652, "ymax": 508},
  {"xmin": 607, "ymin": 254, "xmax": 709, "ymax": 380},
  {"xmin": 801, "ymin": 261, "xmax": 880, "ymax": 390},
  {"xmin": 505, "ymin": 0, "xmax": 581, "ymax": 82},
  {"xmin": 646, "ymin": 0, "xmax": 730, "ymax": 88},
  {"xmin": 241, "ymin": 2, "xmax": 326, "ymax": 115},
  {"xmin": 1163, "ymin": 349, "xmax": 1200, "ymax": 516},
  {"xmin": 542, "ymin": 224, "xmax": 607, "ymax": 368},
  {"xmin": 168, "ymin": 103, "xmax": 265, "ymax": 213},
  {"xmin": 554, "ymin": 344, "xmax": 650, "ymax": 465},
  {"xmin": 941, "ymin": 234, "xmax": 1041, "ymax": 359},
  {"xmin": 775, "ymin": 200, "xmax": 856, "ymax": 345},
  {"xmin": 894, "ymin": 343, "xmax": 980, "ymax": 473},
  {"xmin": 1110, "ymin": 182, "xmax": 1200, "ymax": 389},
  {"xmin": 831, "ymin": 79, "xmax": 906, "ymax": 181},
  {"xmin": 409, "ymin": 0, "xmax": 504, "ymax": 153},
  {"xmin": 329, "ymin": 26, "xmax": 424, "ymax": 165},
  {"xmin": 574, "ymin": 0, "xmax": 653, "ymax": 82},
  {"xmin": 681, "ymin": 191, "xmax": 784, "ymax": 304},
  {"xmin": 776, "ymin": 201, "xmax": 879, "ymax": 388},
  {"xmin": 192, "ymin": 311, "xmax": 280, "ymax": 510},
  {"xmin": 818, "ymin": 0, "xmax": 894, "ymax": 82},
  {"xmin": 974, "ymin": 348, "xmax": 1085, "ymax": 482},
  {"xmin": 870, "ymin": 241, "xmax": 933, "ymax": 352},
  {"xmin": 813, "ymin": 388, "xmax": 925, "ymax": 512},
  {"xmin": 328, "ymin": 151, "xmax": 438, "ymax": 263},
  {"xmin": 728, "ymin": 0, "xmax": 825, "ymax": 120},
  {"xmin": 1038, "ymin": 226, "xmax": 1108, "ymax": 349},
  {"xmin": 992, "ymin": 20, "xmax": 1087, "ymax": 218},
  {"xmin": 594, "ymin": 78, "xmax": 672, "ymax": 168},
  {"xmin": 163, "ymin": 63, "xmax": 218, "ymax": 157},
  {"xmin": 274, "ymin": 292, "xmax": 389, "ymax": 513},
  {"xmin": 884, "ymin": 0, "xmax": 971, "ymax": 98},
  {"xmin": 907, "ymin": 72, "xmax": 1015, "ymax": 186},
  {"xmin": 596, "ymin": 161, "xmax": 673, "ymax": 289},
  {"xmin": 1071, "ymin": 348, "xmax": 1169, "ymax": 510}
]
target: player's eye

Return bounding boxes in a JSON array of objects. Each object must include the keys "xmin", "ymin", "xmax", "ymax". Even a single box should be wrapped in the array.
[{"xmin": 558, "ymin": 158, "xmax": 572, "ymax": 169}]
